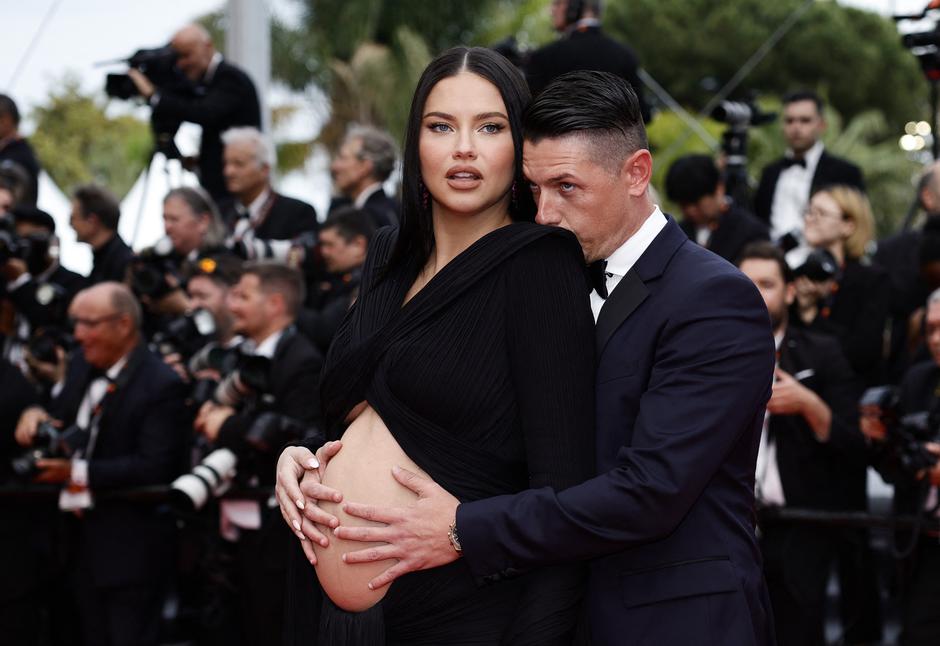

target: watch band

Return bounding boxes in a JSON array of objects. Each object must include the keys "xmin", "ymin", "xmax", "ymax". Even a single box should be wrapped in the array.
[{"xmin": 448, "ymin": 520, "xmax": 462, "ymax": 552}]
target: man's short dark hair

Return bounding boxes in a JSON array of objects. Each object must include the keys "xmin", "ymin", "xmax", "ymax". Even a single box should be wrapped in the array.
[
  {"xmin": 241, "ymin": 261, "xmax": 305, "ymax": 318},
  {"xmin": 524, "ymin": 70, "xmax": 648, "ymax": 172},
  {"xmin": 184, "ymin": 252, "xmax": 243, "ymax": 287},
  {"xmin": 782, "ymin": 90, "xmax": 824, "ymax": 115},
  {"xmin": 0, "ymin": 94, "xmax": 20, "ymax": 126},
  {"xmin": 322, "ymin": 207, "xmax": 375, "ymax": 244},
  {"xmin": 11, "ymin": 205, "xmax": 56, "ymax": 233},
  {"xmin": 738, "ymin": 241, "xmax": 793, "ymax": 283},
  {"xmin": 664, "ymin": 155, "xmax": 721, "ymax": 205},
  {"xmin": 72, "ymin": 184, "xmax": 121, "ymax": 232}
]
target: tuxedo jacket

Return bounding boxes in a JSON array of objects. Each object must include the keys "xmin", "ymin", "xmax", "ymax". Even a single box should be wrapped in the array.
[
  {"xmin": 770, "ymin": 326, "xmax": 866, "ymax": 511},
  {"xmin": 217, "ymin": 327, "xmax": 323, "ymax": 487},
  {"xmin": 525, "ymin": 27, "xmax": 650, "ymax": 123},
  {"xmin": 754, "ymin": 151, "xmax": 865, "ymax": 225},
  {"xmin": 89, "ymin": 234, "xmax": 135, "ymax": 286},
  {"xmin": 327, "ymin": 188, "xmax": 399, "ymax": 229},
  {"xmin": 0, "ymin": 137, "xmax": 41, "ymax": 205},
  {"xmin": 222, "ymin": 192, "xmax": 319, "ymax": 241},
  {"xmin": 50, "ymin": 343, "xmax": 189, "ymax": 588},
  {"xmin": 153, "ymin": 60, "xmax": 261, "ymax": 201},
  {"xmin": 457, "ymin": 218, "xmax": 776, "ymax": 645},
  {"xmin": 679, "ymin": 205, "xmax": 769, "ymax": 264}
]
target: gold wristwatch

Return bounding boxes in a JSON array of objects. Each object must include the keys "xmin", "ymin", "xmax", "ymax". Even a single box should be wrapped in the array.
[{"xmin": 448, "ymin": 520, "xmax": 462, "ymax": 552}]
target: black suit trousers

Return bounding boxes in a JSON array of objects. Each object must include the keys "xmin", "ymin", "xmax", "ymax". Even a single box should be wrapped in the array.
[{"xmin": 900, "ymin": 539, "xmax": 940, "ymax": 645}]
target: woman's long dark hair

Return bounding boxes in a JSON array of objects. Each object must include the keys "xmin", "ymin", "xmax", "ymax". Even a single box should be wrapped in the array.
[{"xmin": 387, "ymin": 46, "xmax": 536, "ymax": 273}]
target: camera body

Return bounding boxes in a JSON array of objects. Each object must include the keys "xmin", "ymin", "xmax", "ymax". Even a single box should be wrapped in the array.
[
  {"xmin": 0, "ymin": 216, "xmax": 51, "ymax": 273},
  {"xmin": 104, "ymin": 46, "xmax": 180, "ymax": 101},
  {"xmin": 861, "ymin": 385, "xmax": 940, "ymax": 475},
  {"xmin": 795, "ymin": 248, "xmax": 840, "ymax": 283},
  {"xmin": 150, "ymin": 308, "xmax": 217, "ymax": 362},
  {"xmin": 10, "ymin": 421, "xmax": 89, "ymax": 480},
  {"xmin": 129, "ymin": 237, "xmax": 178, "ymax": 299}
]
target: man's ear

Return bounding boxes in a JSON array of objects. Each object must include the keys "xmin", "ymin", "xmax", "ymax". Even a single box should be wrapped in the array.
[
  {"xmin": 785, "ymin": 282, "xmax": 797, "ymax": 307},
  {"xmin": 622, "ymin": 149, "xmax": 653, "ymax": 198}
]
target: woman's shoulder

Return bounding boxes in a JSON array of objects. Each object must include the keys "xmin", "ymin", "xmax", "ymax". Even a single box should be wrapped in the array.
[{"xmin": 500, "ymin": 222, "xmax": 584, "ymax": 268}]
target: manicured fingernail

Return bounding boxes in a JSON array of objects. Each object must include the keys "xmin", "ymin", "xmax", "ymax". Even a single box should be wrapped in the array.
[
  {"xmin": 330, "ymin": 518, "xmax": 339, "ymax": 528},
  {"xmin": 306, "ymin": 457, "xmax": 319, "ymax": 469},
  {"xmin": 320, "ymin": 538, "xmax": 328, "ymax": 547},
  {"xmin": 292, "ymin": 520, "xmax": 301, "ymax": 532},
  {"xmin": 368, "ymin": 583, "xmax": 374, "ymax": 590},
  {"xmin": 295, "ymin": 498, "xmax": 305, "ymax": 510},
  {"xmin": 296, "ymin": 531, "xmax": 305, "ymax": 541},
  {"xmin": 342, "ymin": 553, "xmax": 347, "ymax": 563}
]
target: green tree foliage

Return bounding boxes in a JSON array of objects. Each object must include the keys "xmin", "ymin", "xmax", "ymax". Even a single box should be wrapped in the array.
[
  {"xmin": 30, "ymin": 75, "xmax": 152, "ymax": 198},
  {"xmin": 604, "ymin": 0, "xmax": 926, "ymax": 129}
]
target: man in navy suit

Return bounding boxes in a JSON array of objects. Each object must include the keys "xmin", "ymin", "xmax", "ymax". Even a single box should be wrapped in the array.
[
  {"xmin": 278, "ymin": 72, "xmax": 776, "ymax": 645},
  {"xmin": 14, "ymin": 282, "xmax": 188, "ymax": 646}
]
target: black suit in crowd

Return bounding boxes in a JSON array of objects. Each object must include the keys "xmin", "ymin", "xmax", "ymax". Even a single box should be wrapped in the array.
[
  {"xmin": 761, "ymin": 326, "xmax": 869, "ymax": 646},
  {"xmin": 874, "ymin": 217, "xmax": 937, "ymax": 381},
  {"xmin": 89, "ymin": 234, "xmax": 135, "ymax": 285},
  {"xmin": 327, "ymin": 187, "xmax": 399, "ymax": 229},
  {"xmin": 4, "ymin": 264, "xmax": 87, "ymax": 330},
  {"xmin": 0, "ymin": 137, "xmax": 41, "ymax": 205},
  {"xmin": 297, "ymin": 268, "xmax": 361, "ymax": 355},
  {"xmin": 0, "ymin": 359, "xmax": 43, "ymax": 646},
  {"xmin": 212, "ymin": 327, "xmax": 323, "ymax": 646},
  {"xmin": 754, "ymin": 150, "xmax": 866, "ymax": 225},
  {"xmin": 806, "ymin": 260, "xmax": 891, "ymax": 387},
  {"xmin": 525, "ymin": 26, "xmax": 651, "ymax": 123},
  {"xmin": 221, "ymin": 192, "xmax": 319, "ymax": 241},
  {"xmin": 679, "ymin": 204, "xmax": 769, "ymax": 264},
  {"xmin": 152, "ymin": 60, "xmax": 261, "ymax": 201},
  {"xmin": 871, "ymin": 360, "xmax": 940, "ymax": 646},
  {"xmin": 50, "ymin": 344, "xmax": 189, "ymax": 646}
]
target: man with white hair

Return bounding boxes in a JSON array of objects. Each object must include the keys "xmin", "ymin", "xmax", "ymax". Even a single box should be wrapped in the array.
[
  {"xmin": 220, "ymin": 126, "xmax": 319, "ymax": 253},
  {"xmin": 328, "ymin": 125, "xmax": 399, "ymax": 228},
  {"xmin": 128, "ymin": 23, "xmax": 261, "ymax": 201}
]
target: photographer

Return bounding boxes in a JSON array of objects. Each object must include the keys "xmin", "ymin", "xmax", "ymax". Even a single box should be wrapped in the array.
[
  {"xmin": 795, "ymin": 186, "xmax": 890, "ymax": 387},
  {"xmin": 664, "ymin": 154, "xmax": 768, "ymax": 263},
  {"xmin": 70, "ymin": 183, "xmax": 135, "ymax": 285},
  {"xmin": 193, "ymin": 261, "xmax": 322, "ymax": 645},
  {"xmin": 298, "ymin": 207, "xmax": 372, "ymax": 354},
  {"xmin": 861, "ymin": 287, "xmax": 940, "ymax": 645},
  {"xmin": 127, "ymin": 24, "xmax": 261, "ymax": 202},
  {"xmin": 12, "ymin": 282, "xmax": 188, "ymax": 646},
  {"xmin": 738, "ymin": 242, "xmax": 870, "ymax": 646},
  {"xmin": 220, "ymin": 126, "xmax": 319, "ymax": 251},
  {"xmin": 0, "ymin": 95, "xmax": 39, "ymax": 206}
]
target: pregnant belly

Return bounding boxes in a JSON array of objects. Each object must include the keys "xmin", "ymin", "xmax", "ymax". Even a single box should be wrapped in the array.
[{"xmin": 313, "ymin": 405, "xmax": 426, "ymax": 612}]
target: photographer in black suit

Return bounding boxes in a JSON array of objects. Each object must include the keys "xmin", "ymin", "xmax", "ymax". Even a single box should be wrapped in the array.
[
  {"xmin": 13, "ymin": 282, "xmax": 189, "ymax": 646},
  {"xmin": 754, "ymin": 90, "xmax": 865, "ymax": 248},
  {"xmin": 70, "ymin": 184, "xmax": 135, "ymax": 285},
  {"xmin": 738, "ymin": 242, "xmax": 870, "ymax": 646},
  {"xmin": 665, "ymin": 154, "xmax": 768, "ymax": 263},
  {"xmin": 220, "ymin": 127, "xmax": 319, "ymax": 257},
  {"xmin": 193, "ymin": 261, "xmax": 322, "ymax": 646},
  {"xmin": 861, "ymin": 288, "xmax": 940, "ymax": 645},
  {"xmin": 524, "ymin": 0, "xmax": 651, "ymax": 122},
  {"xmin": 0, "ymin": 95, "xmax": 40, "ymax": 205},
  {"xmin": 127, "ymin": 24, "xmax": 261, "ymax": 202}
]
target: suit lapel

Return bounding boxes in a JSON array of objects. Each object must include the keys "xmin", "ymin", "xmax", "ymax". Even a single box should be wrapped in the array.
[{"xmin": 595, "ymin": 269, "xmax": 648, "ymax": 356}]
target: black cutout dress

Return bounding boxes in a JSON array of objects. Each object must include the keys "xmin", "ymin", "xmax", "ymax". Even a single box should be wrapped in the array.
[{"xmin": 312, "ymin": 222, "xmax": 596, "ymax": 645}]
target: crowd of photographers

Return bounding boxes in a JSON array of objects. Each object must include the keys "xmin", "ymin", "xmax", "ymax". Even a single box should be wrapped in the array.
[{"xmin": 2, "ymin": 5, "xmax": 940, "ymax": 645}]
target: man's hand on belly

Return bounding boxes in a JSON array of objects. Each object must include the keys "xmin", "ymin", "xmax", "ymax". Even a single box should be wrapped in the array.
[
  {"xmin": 335, "ymin": 465, "xmax": 461, "ymax": 590},
  {"xmin": 275, "ymin": 441, "xmax": 344, "ymax": 565}
]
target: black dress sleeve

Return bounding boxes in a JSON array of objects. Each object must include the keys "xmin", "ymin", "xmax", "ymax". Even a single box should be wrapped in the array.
[{"xmin": 501, "ymin": 230, "xmax": 596, "ymax": 644}]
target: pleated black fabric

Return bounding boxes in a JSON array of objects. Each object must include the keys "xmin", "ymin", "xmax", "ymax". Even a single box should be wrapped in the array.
[{"xmin": 315, "ymin": 222, "xmax": 597, "ymax": 645}]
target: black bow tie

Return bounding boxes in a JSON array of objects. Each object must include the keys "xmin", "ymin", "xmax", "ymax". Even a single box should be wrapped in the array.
[
  {"xmin": 782, "ymin": 157, "xmax": 806, "ymax": 169},
  {"xmin": 588, "ymin": 260, "xmax": 609, "ymax": 299}
]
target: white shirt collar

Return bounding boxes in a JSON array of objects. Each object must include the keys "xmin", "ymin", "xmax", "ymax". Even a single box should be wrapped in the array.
[
  {"xmin": 247, "ymin": 187, "xmax": 272, "ymax": 223},
  {"xmin": 604, "ymin": 206, "xmax": 668, "ymax": 277},
  {"xmin": 786, "ymin": 140, "xmax": 824, "ymax": 172},
  {"xmin": 253, "ymin": 328, "xmax": 284, "ymax": 359},
  {"xmin": 354, "ymin": 182, "xmax": 383, "ymax": 209},
  {"xmin": 104, "ymin": 353, "xmax": 129, "ymax": 380},
  {"xmin": 204, "ymin": 52, "xmax": 223, "ymax": 83}
]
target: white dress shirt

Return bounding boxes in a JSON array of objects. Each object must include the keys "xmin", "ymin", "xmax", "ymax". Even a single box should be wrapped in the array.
[
  {"xmin": 755, "ymin": 333, "xmax": 786, "ymax": 507},
  {"xmin": 354, "ymin": 182, "xmax": 384, "ymax": 209},
  {"xmin": 590, "ymin": 206, "xmax": 668, "ymax": 322},
  {"xmin": 769, "ymin": 140, "xmax": 824, "ymax": 241},
  {"xmin": 231, "ymin": 188, "xmax": 273, "ymax": 240}
]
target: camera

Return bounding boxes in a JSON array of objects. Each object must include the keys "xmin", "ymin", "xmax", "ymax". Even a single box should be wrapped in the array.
[
  {"xmin": 10, "ymin": 421, "xmax": 89, "ymax": 480},
  {"xmin": 213, "ymin": 354, "xmax": 272, "ymax": 410},
  {"xmin": 0, "ymin": 217, "xmax": 51, "ymax": 273},
  {"xmin": 28, "ymin": 326, "xmax": 73, "ymax": 365},
  {"xmin": 104, "ymin": 45, "xmax": 181, "ymax": 100},
  {"xmin": 712, "ymin": 100, "xmax": 777, "ymax": 129},
  {"xmin": 150, "ymin": 308, "xmax": 217, "ymax": 360},
  {"xmin": 130, "ymin": 236, "xmax": 179, "ymax": 299},
  {"xmin": 710, "ymin": 97, "xmax": 776, "ymax": 208},
  {"xmin": 169, "ymin": 447, "xmax": 238, "ymax": 512},
  {"xmin": 860, "ymin": 385, "xmax": 940, "ymax": 476},
  {"xmin": 794, "ymin": 249, "xmax": 840, "ymax": 283}
]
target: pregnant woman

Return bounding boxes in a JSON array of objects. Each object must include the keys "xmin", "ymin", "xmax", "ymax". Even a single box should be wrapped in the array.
[{"xmin": 279, "ymin": 46, "xmax": 595, "ymax": 645}]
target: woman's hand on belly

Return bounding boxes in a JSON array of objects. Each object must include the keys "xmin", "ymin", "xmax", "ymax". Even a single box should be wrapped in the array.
[{"xmin": 275, "ymin": 441, "xmax": 345, "ymax": 565}]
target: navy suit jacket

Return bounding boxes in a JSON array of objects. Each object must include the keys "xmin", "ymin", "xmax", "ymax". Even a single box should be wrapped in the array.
[{"xmin": 457, "ymin": 218, "xmax": 776, "ymax": 645}]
